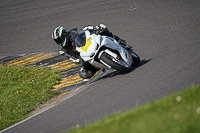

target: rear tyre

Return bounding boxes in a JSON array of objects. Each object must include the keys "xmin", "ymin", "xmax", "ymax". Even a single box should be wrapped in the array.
[{"xmin": 100, "ymin": 52, "xmax": 132, "ymax": 73}]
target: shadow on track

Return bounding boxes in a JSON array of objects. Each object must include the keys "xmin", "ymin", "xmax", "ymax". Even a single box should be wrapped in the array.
[
  {"xmin": 90, "ymin": 59, "xmax": 151, "ymax": 83},
  {"xmin": 133, "ymin": 59, "xmax": 152, "ymax": 71}
]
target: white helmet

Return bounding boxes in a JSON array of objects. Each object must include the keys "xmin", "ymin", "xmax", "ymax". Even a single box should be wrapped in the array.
[{"xmin": 52, "ymin": 26, "xmax": 68, "ymax": 47}]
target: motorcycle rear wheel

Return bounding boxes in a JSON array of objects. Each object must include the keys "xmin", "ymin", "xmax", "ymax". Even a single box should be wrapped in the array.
[{"xmin": 100, "ymin": 52, "xmax": 132, "ymax": 73}]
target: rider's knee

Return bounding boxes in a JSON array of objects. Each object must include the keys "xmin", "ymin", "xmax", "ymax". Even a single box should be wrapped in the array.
[{"xmin": 79, "ymin": 67, "xmax": 96, "ymax": 80}]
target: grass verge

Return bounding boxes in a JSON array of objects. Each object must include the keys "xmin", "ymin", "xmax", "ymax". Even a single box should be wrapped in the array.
[
  {"xmin": 0, "ymin": 66, "xmax": 62, "ymax": 130},
  {"xmin": 68, "ymin": 85, "xmax": 200, "ymax": 133}
]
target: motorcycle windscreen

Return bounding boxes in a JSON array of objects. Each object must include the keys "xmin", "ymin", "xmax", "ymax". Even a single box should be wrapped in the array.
[{"xmin": 75, "ymin": 32, "xmax": 86, "ymax": 47}]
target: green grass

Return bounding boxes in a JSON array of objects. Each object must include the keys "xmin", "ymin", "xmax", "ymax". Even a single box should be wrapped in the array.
[
  {"xmin": 0, "ymin": 66, "xmax": 62, "ymax": 130},
  {"xmin": 68, "ymin": 85, "xmax": 200, "ymax": 133}
]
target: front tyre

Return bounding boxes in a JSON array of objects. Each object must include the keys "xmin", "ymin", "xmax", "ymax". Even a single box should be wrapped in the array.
[
  {"xmin": 100, "ymin": 52, "xmax": 132, "ymax": 73},
  {"xmin": 131, "ymin": 52, "xmax": 140, "ymax": 67}
]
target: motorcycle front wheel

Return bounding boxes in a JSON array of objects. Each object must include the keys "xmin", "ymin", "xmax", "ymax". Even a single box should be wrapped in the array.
[
  {"xmin": 100, "ymin": 52, "xmax": 132, "ymax": 73},
  {"xmin": 131, "ymin": 52, "xmax": 140, "ymax": 67}
]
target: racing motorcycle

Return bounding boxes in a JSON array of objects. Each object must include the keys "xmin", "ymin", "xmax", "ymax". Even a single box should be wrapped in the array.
[{"xmin": 75, "ymin": 30, "xmax": 140, "ymax": 73}]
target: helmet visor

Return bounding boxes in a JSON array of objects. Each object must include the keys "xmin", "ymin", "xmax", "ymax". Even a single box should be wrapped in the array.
[{"xmin": 54, "ymin": 37, "xmax": 64, "ymax": 45}]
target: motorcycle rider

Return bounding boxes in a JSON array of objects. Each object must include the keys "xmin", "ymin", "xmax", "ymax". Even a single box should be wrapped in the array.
[{"xmin": 52, "ymin": 24, "xmax": 131, "ymax": 81}]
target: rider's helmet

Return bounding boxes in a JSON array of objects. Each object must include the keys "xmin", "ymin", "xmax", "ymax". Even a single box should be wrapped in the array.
[{"xmin": 52, "ymin": 26, "xmax": 68, "ymax": 47}]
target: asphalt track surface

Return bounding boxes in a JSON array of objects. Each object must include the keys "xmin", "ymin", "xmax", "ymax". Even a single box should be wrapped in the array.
[{"xmin": 1, "ymin": 0, "xmax": 200, "ymax": 132}]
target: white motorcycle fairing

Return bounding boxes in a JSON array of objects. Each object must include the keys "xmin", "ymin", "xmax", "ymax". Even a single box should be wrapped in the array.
[{"xmin": 76, "ymin": 30, "xmax": 133, "ymax": 70}]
